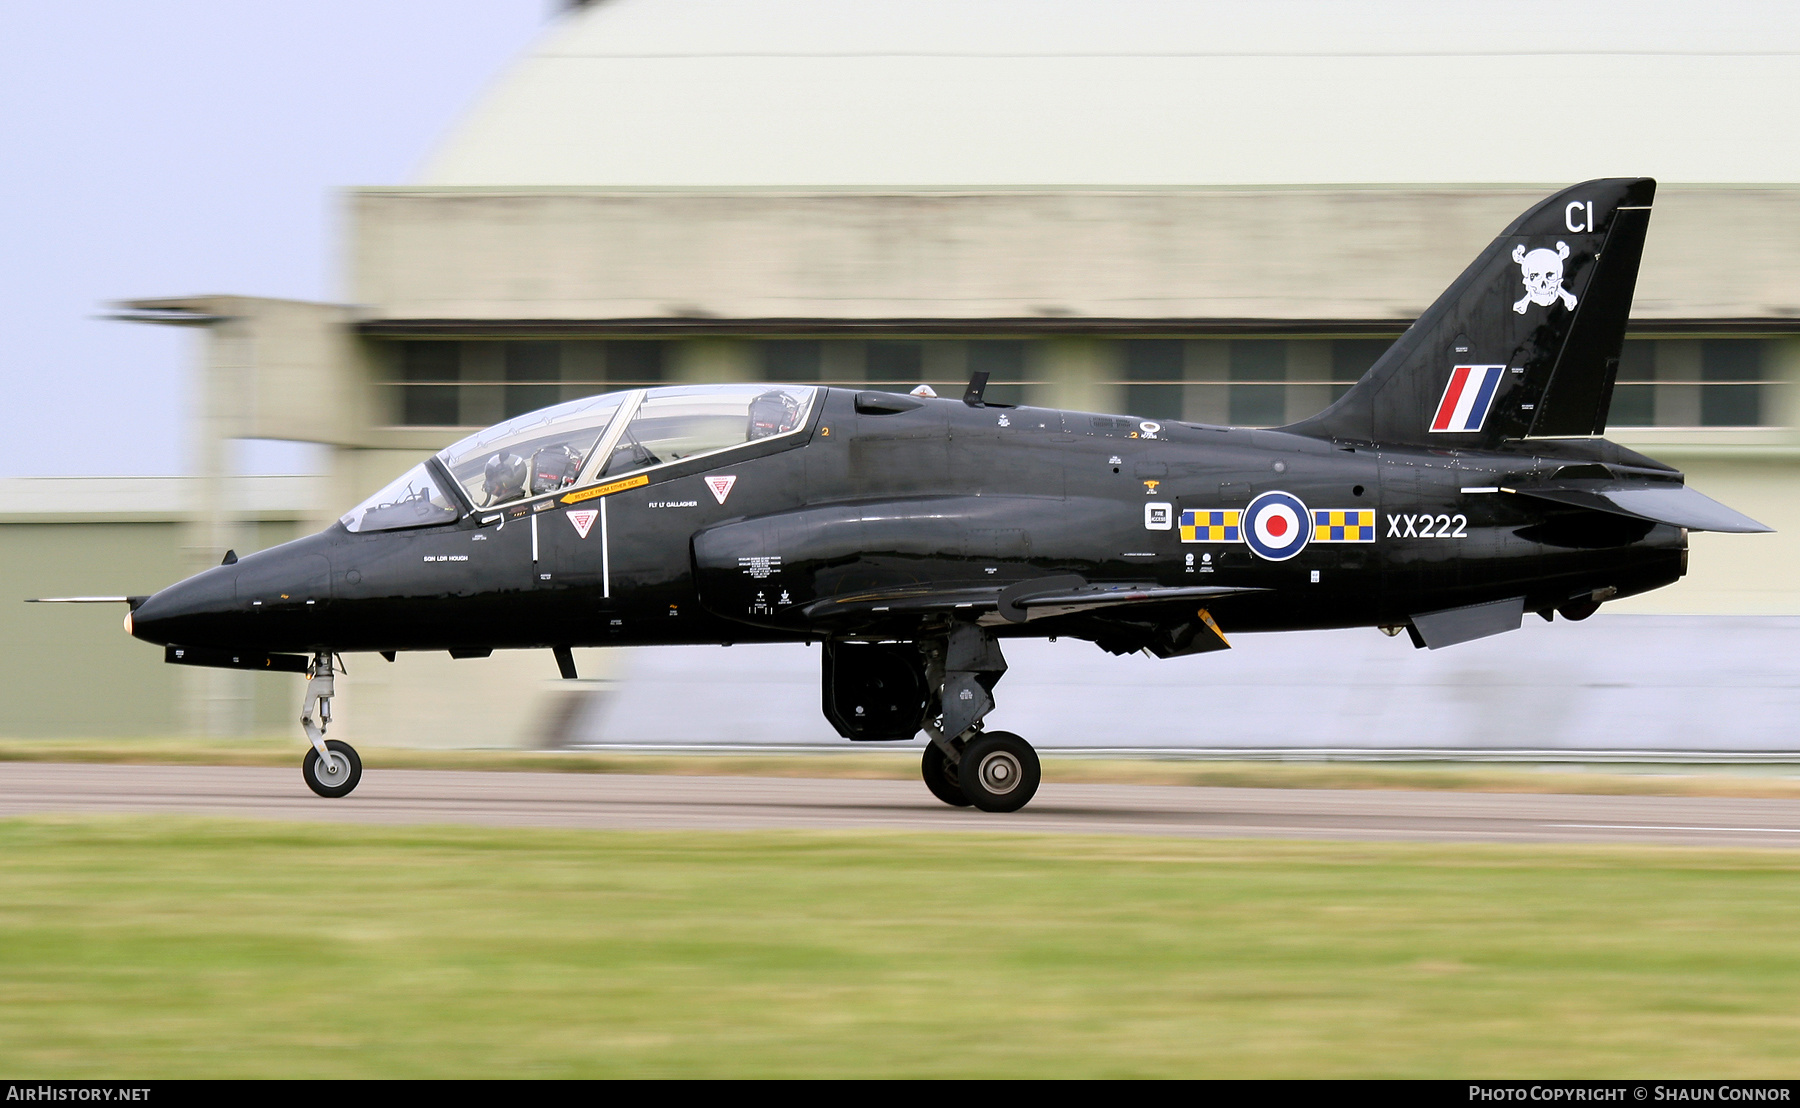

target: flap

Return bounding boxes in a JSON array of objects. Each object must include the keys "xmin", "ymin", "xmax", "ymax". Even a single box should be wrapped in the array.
[
  {"xmin": 799, "ymin": 580, "xmax": 1261, "ymax": 625},
  {"xmin": 1006, "ymin": 582, "xmax": 1263, "ymax": 622}
]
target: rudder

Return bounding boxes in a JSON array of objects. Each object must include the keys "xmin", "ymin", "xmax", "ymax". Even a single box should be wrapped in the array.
[{"xmin": 1285, "ymin": 178, "xmax": 1655, "ymax": 446}]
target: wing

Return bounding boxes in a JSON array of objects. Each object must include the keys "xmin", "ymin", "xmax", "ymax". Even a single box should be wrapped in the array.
[{"xmin": 690, "ymin": 499, "xmax": 1261, "ymax": 655}]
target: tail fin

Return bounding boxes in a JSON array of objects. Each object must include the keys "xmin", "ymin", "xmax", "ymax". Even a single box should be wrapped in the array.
[{"xmin": 1286, "ymin": 178, "xmax": 1655, "ymax": 446}]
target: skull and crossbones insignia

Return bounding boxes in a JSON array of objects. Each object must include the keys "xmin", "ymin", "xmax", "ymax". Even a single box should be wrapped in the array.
[{"xmin": 1512, "ymin": 241, "xmax": 1578, "ymax": 314}]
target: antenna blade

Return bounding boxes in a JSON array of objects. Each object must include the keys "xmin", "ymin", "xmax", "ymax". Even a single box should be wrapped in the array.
[{"xmin": 963, "ymin": 369, "xmax": 991, "ymax": 407}]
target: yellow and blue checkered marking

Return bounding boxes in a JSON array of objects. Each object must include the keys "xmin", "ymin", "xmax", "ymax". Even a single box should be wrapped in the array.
[
  {"xmin": 1312, "ymin": 509, "xmax": 1376, "ymax": 543},
  {"xmin": 1180, "ymin": 509, "xmax": 1240, "ymax": 543},
  {"xmin": 1179, "ymin": 507, "xmax": 1374, "ymax": 543}
]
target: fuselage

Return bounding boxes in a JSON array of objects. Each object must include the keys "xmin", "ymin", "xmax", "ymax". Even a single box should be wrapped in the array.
[{"xmin": 129, "ymin": 386, "xmax": 1686, "ymax": 656}]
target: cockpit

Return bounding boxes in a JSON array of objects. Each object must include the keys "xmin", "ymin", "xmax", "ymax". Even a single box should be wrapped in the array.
[{"xmin": 339, "ymin": 384, "xmax": 818, "ymax": 533}]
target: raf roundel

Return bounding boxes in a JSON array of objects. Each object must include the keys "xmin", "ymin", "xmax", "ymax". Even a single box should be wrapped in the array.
[{"xmin": 1242, "ymin": 491, "xmax": 1311, "ymax": 561}]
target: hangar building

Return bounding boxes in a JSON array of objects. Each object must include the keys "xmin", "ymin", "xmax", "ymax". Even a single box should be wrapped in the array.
[{"xmin": 11, "ymin": 0, "xmax": 1800, "ymax": 749}]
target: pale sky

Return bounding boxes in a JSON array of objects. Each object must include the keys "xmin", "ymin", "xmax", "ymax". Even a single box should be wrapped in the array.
[{"xmin": 0, "ymin": 2, "xmax": 553, "ymax": 476}]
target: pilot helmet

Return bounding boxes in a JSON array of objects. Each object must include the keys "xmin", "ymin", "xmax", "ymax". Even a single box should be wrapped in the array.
[
  {"xmin": 748, "ymin": 390, "xmax": 803, "ymax": 440},
  {"xmin": 530, "ymin": 443, "xmax": 582, "ymax": 495},
  {"xmin": 482, "ymin": 452, "xmax": 528, "ymax": 505}
]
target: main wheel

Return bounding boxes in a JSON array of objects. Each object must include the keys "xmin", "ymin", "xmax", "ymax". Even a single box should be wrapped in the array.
[
  {"xmin": 958, "ymin": 731, "xmax": 1040, "ymax": 813},
  {"xmin": 303, "ymin": 739, "xmax": 362, "ymax": 798},
  {"xmin": 921, "ymin": 741, "xmax": 971, "ymax": 807}
]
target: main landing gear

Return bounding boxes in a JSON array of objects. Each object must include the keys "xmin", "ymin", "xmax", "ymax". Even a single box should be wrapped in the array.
[
  {"xmin": 819, "ymin": 624, "xmax": 1043, "ymax": 811},
  {"xmin": 918, "ymin": 625, "xmax": 1042, "ymax": 813},
  {"xmin": 301, "ymin": 653, "xmax": 362, "ymax": 798}
]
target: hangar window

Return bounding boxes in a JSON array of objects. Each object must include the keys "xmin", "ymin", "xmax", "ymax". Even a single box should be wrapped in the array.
[
  {"xmin": 866, "ymin": 341, "xmax": 924, "ymax": 386},
  {"xmin": 1331, "ymin": 340, "xmax": 1389, "ymax": 400},
  {"xmin": 1116, "ymin": 338, "xmax": 1399, "ymax": 426},
  {"xmin": 1701, "ymin": 339, "xmax": 1764, "ymax": 426},
  {"xmin": 435, "ymin": 391, "xmax": 628, "ymax": 509},
  {"xmin": 1228, "ymin": 341, "xmax": 1288, "ymax": 426},
  {"xmin": 1123, "ymin": 340, "xmax": 1183, "ymax": 420},
  {"xmin": 762, "ymin": 340, "xmax": 822, "ymax": 381},
  {"xmin": 503, "ymin": 341, "xmax": 562, "ymax": 419},
  {"xmin": 599, "ymin": 385, "xmax": 818, "ymax": 478},
  {"xmin": 1605, "ymin": 338, "xmax": 1774, "ymax": 428},
  {"xmin": 385, "ymin": 340, "xmax": 669, "ymax": 427},
  {"xmin": 967, "ymin": 341, "xmax": 1028, "ymax": 407},
  {"xmin": 400, "ymin": 342, "xmax": 460, "ymax": 426}
]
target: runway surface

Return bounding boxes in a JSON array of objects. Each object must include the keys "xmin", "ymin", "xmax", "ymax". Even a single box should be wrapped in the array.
[{"xmin": 4, "ymin": 762, "xmax": 1800, "ymax": 847}]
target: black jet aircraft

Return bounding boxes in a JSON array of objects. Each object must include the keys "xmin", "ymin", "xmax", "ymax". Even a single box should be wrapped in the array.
[{"xmin": 39, "ymin": 178, "xmax": 1770, "ymax": 811}]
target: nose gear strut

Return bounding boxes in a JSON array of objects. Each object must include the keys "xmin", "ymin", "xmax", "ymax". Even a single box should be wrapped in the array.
[{"xmin": 300, "ymin": 653, "xmax": 362, "ymax": 798}]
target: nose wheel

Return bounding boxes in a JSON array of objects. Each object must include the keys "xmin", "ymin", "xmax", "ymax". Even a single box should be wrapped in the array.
[
  {"xmin": 304, "ymin": 739, "xmax": 362, "ymax": 798},
  {"xmin": 300, "ymin": 653, "xmax": 362, "ymax": 798}
]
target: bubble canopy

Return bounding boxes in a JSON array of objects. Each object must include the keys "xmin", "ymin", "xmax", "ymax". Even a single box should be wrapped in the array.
[
  {"xmin": 340, "ymin": 384, "xmax": 818, "ymax": 533},
  {"xmin": 439, "ymin": 391, "xmax": 628, "ymax": 510}
]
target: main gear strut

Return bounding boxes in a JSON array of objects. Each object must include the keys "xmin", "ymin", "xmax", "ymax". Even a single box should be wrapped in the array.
[{"xmin": 918, "ymin": 624, "xmax": 1039, "ymax": 812}]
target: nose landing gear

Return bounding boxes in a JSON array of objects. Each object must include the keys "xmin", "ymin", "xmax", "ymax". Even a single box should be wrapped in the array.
[{"xmin": 301, "ymin": 653, "xmax": 361, "ymax": 798}]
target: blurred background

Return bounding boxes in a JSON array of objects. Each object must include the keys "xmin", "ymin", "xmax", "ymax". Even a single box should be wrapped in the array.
[{"xmin": 6, "ymin": 0, "xmax": 1800, "ymax": 756}]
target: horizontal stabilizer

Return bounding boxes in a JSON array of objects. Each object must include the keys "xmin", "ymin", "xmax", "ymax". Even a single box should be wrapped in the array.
[{"xmin": 1511, "ymin": 484, "xmax": 1770, "ymax": 533}]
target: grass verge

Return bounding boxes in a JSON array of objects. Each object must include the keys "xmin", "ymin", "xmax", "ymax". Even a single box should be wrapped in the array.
[
  {"xmin": 0, "ymin": 816, "xmax": 1795, "ymax": 1077},
  {"xmin": 2, "ymin": 735, "xmax": 1799, "ymax": 798}
]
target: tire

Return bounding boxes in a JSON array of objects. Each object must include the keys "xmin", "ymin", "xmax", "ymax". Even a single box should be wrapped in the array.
[
  {"xmin": 958, "ymin": 731, "xmax": 1040, "ymax": 813},
  {"xmin": 921, "ymin": 742, "xmax": 972, "ymax": 807},
  {"xmin": 303, "ymin": 739, "xmax": 363, "ymax": 798}
]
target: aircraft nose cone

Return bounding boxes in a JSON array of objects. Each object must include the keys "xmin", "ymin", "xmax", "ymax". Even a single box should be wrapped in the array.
[
  {"xmin": 129, "ymin": 565, "xmax": 241, "ymax": 647},
  {"xmin": 130, "ymin": 533, "xmax": 339, "ymax": 649}
]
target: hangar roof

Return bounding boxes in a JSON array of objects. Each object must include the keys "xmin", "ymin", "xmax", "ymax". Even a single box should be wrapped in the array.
[{"xmin": 420, "ymin": 0, "xmax": 1800, "ymax": 187}]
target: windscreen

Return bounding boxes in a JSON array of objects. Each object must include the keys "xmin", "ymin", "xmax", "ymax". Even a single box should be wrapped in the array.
[
  {"xmin": 598, "ymin": 385, "xmax": 817, "ymax": 478},
  {"xmin": 340, "ymin": 463, "xmax": 461, "ymax": 533},
  {"xmin": 436, "ymin": 392, "xmax": 626, "ymax": 509}
]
